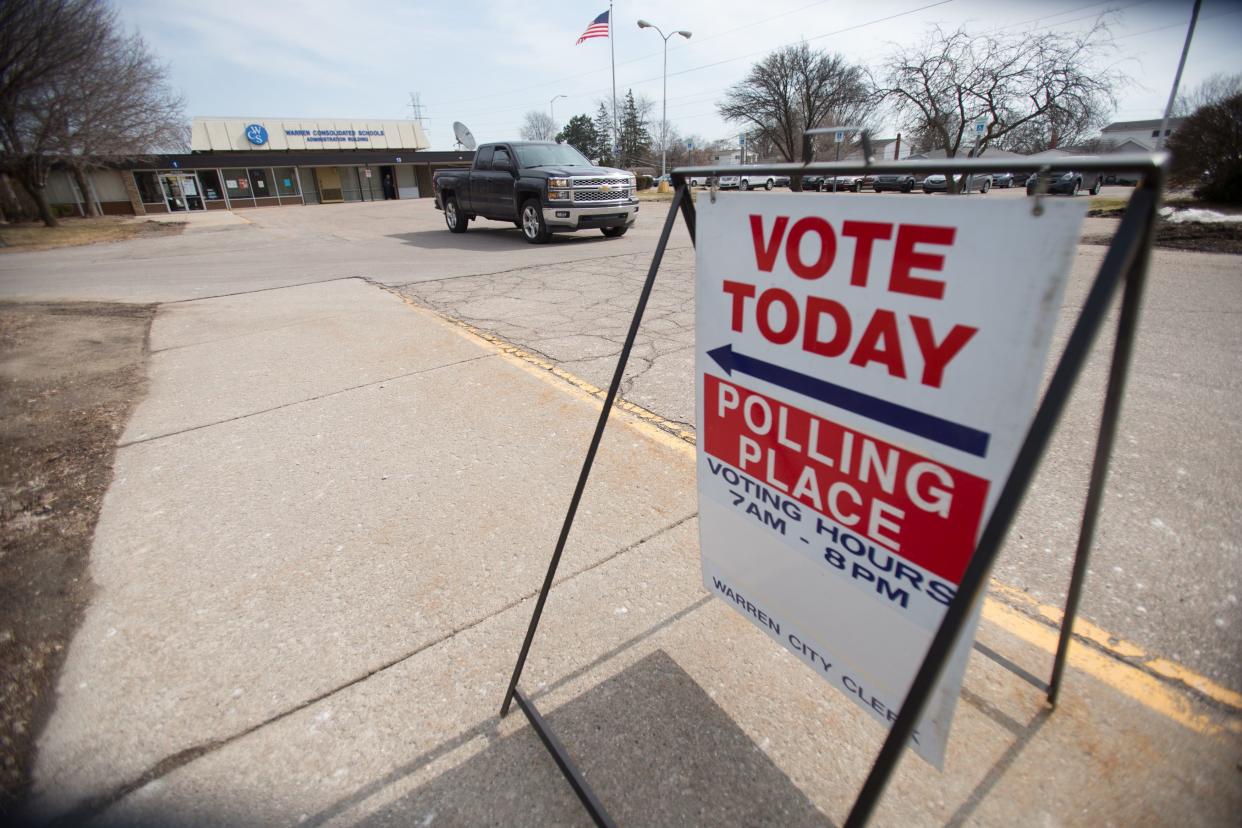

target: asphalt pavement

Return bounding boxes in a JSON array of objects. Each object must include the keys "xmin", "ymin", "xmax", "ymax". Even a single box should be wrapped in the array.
[{"xmin": 1, "ymin": 192, "xmax": 1238, "ymax": 825}]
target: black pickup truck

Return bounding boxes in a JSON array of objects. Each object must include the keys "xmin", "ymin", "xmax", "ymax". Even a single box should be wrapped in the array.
[{"xmin": 433, "ymin": 141, "xmax": 638, "ymax": 244}]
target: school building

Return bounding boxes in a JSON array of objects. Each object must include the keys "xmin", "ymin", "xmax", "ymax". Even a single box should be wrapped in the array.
[{"xmin": 39, "ymin": 117, "xmax": 473, "ymax": 217}]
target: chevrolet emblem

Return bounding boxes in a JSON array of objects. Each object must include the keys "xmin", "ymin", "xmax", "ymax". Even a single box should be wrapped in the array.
[{"xmin": 599, "ymin": 183, "xmax": 611, "ymax": 192}]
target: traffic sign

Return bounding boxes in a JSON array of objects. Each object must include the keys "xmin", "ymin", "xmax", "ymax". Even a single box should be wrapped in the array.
[
  {"xmin": 975, "ymin": 121, "xmax": 985, "ymax": 135},
  {"xmin": 835, "ymin": 130, "xmax": 845, "ymax": 143},
  {"xmin": 695, "ymin": 193, "xmax": 1086, "ymax": 765}
]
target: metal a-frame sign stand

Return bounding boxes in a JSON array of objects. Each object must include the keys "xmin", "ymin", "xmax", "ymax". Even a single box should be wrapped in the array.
[{"xmin": 499, "ymin": 149, "xmax": 1166, "ymax": 827}]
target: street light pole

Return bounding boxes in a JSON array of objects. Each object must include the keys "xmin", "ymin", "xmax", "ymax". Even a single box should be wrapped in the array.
[
  {"xmin": 549, "ymin": 94, "xmax": 567, "ymax": 129},
  {"xmin": 638, "ymin": 20, "xmax": 691, "ymax": 178}
]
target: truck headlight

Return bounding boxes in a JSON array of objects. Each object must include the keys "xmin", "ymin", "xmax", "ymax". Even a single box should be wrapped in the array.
[
  {"xmin": 548, "ymin": 190, "xmax": 571, "ymax": 201},
  {"xmin": 549, "ymin": 178, "xmax": 570, "ymax": 188}
]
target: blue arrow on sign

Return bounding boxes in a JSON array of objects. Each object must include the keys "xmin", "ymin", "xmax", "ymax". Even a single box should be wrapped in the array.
[{"xmin": 706, "ymin": 344, "xmax": 990, "ymax": 458}]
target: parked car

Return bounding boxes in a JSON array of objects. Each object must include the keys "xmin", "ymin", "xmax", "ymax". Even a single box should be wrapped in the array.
[
  {"xmin": 922, "ymin": 173, "xmax": 992, "ymax": 193},
  {"xmin": 433, "ymin": 141, "xmax": 637, "ymax": 243},
  {"xmin": 1025, "ymin": 170, "xmax": 1104, "ymax": 197},
  {"xmin": 871, "ymin": 173, "xmax": 916, "ymax": 193},
  {"xmin": 818, "ymin": 175, "xmax": 864, "ymax": 192},
  {"xmin": 687, "ymin": 175, "xmax": 714, "ymax": 187},
  {"xmin": 991, "ymin": 172, "xmax": 1015, "ymax": 188},
  {"xmin": 719, "ymin": 172, "xmax": 780, "ymax": 190},
  {"xmin": 966, "ymin": 173, "xmax": 992, "ymax": 193}
]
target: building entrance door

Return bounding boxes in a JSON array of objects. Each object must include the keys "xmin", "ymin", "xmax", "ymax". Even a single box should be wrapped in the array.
[
  {"xmin": 317, "ymin": 167, "xmax": 343, "ymax": 203},
  {"xmin": 161, "ymin": 174, "xmax": 204, "ymax": 211}
]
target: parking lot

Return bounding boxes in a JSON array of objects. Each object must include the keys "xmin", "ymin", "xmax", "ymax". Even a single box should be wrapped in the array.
[
  {"xmin": 2, "ymin": 188, "xmax": 1233, "ymax": 687},
  {"xmin": 395, "ymin": 188, "xmax": 1236, "ymax": 688}
]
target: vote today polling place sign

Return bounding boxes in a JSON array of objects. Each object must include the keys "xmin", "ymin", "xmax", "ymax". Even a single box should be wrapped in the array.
[{"xmin": 695, "ymin": 192, "xmax": 1086, "ymax": 766}]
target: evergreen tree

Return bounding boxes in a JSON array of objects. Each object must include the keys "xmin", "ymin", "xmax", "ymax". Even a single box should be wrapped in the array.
[
  {"xmin": 556, "ymin": 114, "xmax": 599, "ymax": 159},
  {"xmin": 592, "ymin": 103, "xmax": 615, "ymax": 165},
  {"xmin": 618, "ymin": 90, "xmax": 652, "ymax": 167}
]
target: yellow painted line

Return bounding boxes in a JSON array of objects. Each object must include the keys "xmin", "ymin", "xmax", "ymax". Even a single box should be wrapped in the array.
[
  {"xmin": 988, "ymin": 581, "xmax": 1242, "ymax": 713},
  {"xmin": 401, "ymin": 297, "xmax": 698, "ymax": 449},
  {"xmin": 982, "ymin": 599, "xmax": 1241, "ymax": 737},
  {"xmin": 391, "ymin": 288, "xmax": 1241, "ymax": 734}
]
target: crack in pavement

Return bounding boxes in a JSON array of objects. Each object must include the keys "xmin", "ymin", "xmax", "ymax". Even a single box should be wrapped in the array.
[
  {"xmin": 117, "ymin": 353, "xmax": 495, "ymax": 449},
  {"xmin": 395, "ymin": 249, "xmax": 699, "ymax": 431},
  {"xmin": 161, "ymin": 275, "xmax": 364, "ymax": 304}
]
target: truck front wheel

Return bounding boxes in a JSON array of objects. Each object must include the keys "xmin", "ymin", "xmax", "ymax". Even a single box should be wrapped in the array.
[
  {"xmin": 520, "ymin": 199, "xmax": 551, "ymax": 244},
  {"xmin": 601, "ymin": 226, "xmax": 628, "ymax": 238},
  {"xmin": 444, "ymin": 196, "xmax": 468, "ymax": 233}
]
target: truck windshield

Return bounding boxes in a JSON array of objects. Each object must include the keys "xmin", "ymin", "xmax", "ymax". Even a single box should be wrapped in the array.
[{"xmin": 514, "ymin": 144, "xmax": 592, "ymax": 167}]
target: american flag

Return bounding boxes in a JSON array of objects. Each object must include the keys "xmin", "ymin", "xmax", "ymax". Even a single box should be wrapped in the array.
[{"xmin": 576, "ymin": 10, "xmax": 609, "ymax": 44}]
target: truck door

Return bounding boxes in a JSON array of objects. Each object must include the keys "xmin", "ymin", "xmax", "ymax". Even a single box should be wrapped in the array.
[
  {"xmin": 467, "ymin": 146, "xmax": 494, "ymax": 214},
  {"xmin": 485, "ymin": 146, "xmax": 517, "ymax": 219}
]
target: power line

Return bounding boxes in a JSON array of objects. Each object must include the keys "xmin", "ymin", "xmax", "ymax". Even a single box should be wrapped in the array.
[
  {"xmin": 439, "ymin": 0, "xmax": 1185, "ymax": 142},
  {"xmin": 423, "ymin": 0, "xmax": 842, "ymax": 111},
  {"xmin": 436, "ymin": 0, "xmax": 957, "ymax": 123}
]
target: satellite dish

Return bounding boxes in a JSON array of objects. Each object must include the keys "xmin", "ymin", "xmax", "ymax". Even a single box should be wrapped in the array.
[{"xmin": 453, "ymin": 121, "xmax": 477, "ymax": 151}]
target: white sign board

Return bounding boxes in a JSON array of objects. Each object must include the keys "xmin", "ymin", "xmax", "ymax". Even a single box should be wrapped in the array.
[
  {"xmin": 190, "ymin": 117, "xmax": 430, "ymax": 152},
  {"xmin": 695, "ymin": 193, "xmax": 1086, "ymax": 766}
]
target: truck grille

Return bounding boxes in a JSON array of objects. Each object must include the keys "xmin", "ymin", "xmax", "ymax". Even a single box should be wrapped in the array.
[
  {"xmin": 572, "ymin": 177, "xmax": 626, "ymax": 187},
  {"xmin": 574, "ymin": 189, "xmax": 630, "ymax": 203}
]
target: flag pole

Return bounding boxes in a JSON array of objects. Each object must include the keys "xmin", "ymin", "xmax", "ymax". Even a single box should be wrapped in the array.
[{"xmin": 610, "ymin": 0, "xmax": 618, "ymax": 163}]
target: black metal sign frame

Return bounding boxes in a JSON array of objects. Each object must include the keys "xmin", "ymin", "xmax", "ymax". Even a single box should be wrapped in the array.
[{"xmin": 499, "ymin": 153, "xmax": 1165, "ymax": 827}]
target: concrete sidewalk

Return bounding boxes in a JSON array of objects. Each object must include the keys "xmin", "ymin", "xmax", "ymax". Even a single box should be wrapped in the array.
[{"xmin": 29, "ymin": 278, "xmax": 1241, "ymax": 825}]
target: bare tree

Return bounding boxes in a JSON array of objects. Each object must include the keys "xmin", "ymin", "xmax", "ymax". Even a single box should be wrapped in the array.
[
  {"xmin": 877, "ymin": 20, "xmax": 1119, "ymax": 189},
  {"xmin": 718, "ymin": 44, "xmax": 872, "ymax": 190},
  {"xmin": 62, "ymin": 22, "xmax": 186, "ymax": 215},
  {"xmin": 1175, "ymin": 72, "xmax": 1242, "ymax": 117},
  {"xmin": 998, "ymin": 101, "xmax": 1109, "ymax": 154},
  {"xmin": 520, "ymin": 110, "xmax": 557, "ymax": 142},
  {"xmin": 0, "ymin": 0, "xmax": 185, "ymax": 225}
]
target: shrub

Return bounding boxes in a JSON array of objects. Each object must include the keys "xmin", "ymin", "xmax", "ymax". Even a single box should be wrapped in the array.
[{"xmin": 1167, "ymin": 92, "xmax": 1242, "ymax": 204}]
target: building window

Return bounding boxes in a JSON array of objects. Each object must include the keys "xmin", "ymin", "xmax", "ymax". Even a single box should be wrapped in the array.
[
  {"xmin": 134, "ymin": 171, "xmax": 162, "ymax": 203},
  {"xmin": 273, "ymin": 167, "xmax": 299, "ymax": 197},
  {"xmin": 248, "ymin": 168, "xmax": 273, "ymax": 195},
  {"xmin": 222, "ymin": 168, "xmax": 252, "ymax": 199},
  {"xmin": 198, "ymin": 169, "xmax": 225, "ymax": 201}
]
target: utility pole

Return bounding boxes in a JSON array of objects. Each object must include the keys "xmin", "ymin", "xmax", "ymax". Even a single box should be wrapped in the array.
[
  {"xmin": 408, "ymin": 92, "xmax": 430, "ymax": 134},
  {"xmin": 1157, "ymin": 0, "xmax": 1201, "ymax": 150}
]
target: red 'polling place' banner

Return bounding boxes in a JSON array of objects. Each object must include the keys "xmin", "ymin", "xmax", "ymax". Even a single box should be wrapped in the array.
[{"xmin": 703, "ymin": 374, "xmax": 988, "ymax": 584}]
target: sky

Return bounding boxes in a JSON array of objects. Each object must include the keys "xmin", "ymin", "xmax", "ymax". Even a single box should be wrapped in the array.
[{"xmin": 115, "ymin": 0, "xmax": 1241, "ymax": 150}]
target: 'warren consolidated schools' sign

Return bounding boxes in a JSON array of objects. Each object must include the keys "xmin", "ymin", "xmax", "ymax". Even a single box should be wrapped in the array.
[{"xmin": 695, "ymin": 191, "xmax": 1086, "ymax": 766}]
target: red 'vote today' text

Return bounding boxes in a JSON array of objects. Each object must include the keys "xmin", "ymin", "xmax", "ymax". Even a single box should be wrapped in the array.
[{"xmin": 721, "ymin": 214, "xmax": 979, "ymax": 388}]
